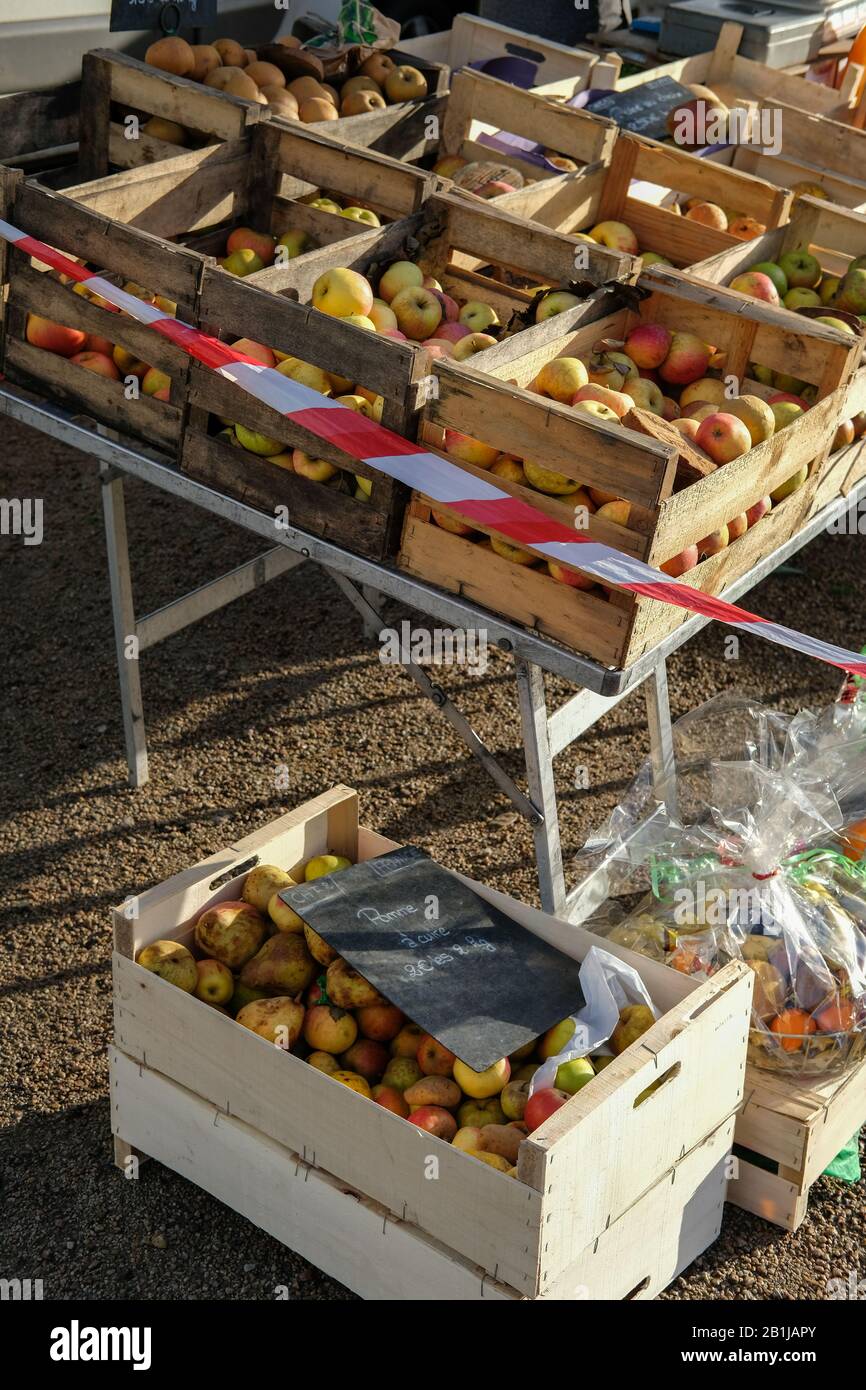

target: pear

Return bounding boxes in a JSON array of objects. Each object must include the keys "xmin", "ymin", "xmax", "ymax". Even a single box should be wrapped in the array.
[
  {"xmin": 243, "ymin": 864, "xmax": 296, "ymax": 914},
  {"xmin": 236, "ymin": 996, "xmax": 304, "ymax": 1048},
  {"xmin": 136, "ymin": 939, "xmax": 197, "ymax": 992},
  {"xmin": 240, "ymin": 932, "xmax": 316, "ymax": 996},
  {"xmin": 610, "ymin": 1004, "xmax": 655, "ymax": 1054},
  {"xmin": 304, "ymin": 922, "xmax": 339, "ymax": 966},
  {"xmin": 326, "ymin": 956, "xmax": 384, "ymax": 1009},
  {"xmin": 195, "ymin": 900, "xmax": 267, "ymax": 969}
]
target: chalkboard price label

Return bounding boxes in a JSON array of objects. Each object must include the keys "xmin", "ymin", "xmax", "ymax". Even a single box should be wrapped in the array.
[
  {"xmin": 586, "ymin": 77, "xmax": 696, "ymax": 141},
  {"xmin": 110, "ymin": 0, "xmax": 218, "ymax": 34},
  {"xmin": 279, "ymin": 847, "xmax": 585, "ymax": 1070}
]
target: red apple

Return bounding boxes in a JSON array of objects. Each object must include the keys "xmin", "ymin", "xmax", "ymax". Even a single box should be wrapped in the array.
[
  {"xmin": 70, "ymin": 349, "xmax": 121, "ymax": 380},
  {"xmin": 624, "ymin": 322, "xmax": 671, "ymax": 369},
  {"xmin": 408, "ymin": 1106, "xmax": 457, "ymax": 1141},
  {"xmin": 746, "ymin": 496, "xmax": 772, "ymax": 528},
  {"xmin": 695, "ymin": 412, "xmax": 753, "ymax": 463},
  {"xmin": 417, "ymin": 1033, "xmax": 456, "ymax": 1076},
  {"xmin": 661, "ymin": 544, "xmax": 700, "ymax": 576},
  {"xmin": 524, "ymin": 1087, "xmax": 570, "ymax": 1134},
  {"xmin": 357, "ymin": 1003, "xmax": 404, "ymax": 1041},
  {"xmin": 27, "ymin": 314, "xmax": 86, "ymax": 357}
]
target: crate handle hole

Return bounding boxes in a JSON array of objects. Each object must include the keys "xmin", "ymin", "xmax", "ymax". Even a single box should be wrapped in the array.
[
  {"xmin": 623, "ymin": 1276, "xmax": 650, "ymax": 1300},
  {"xmin": 504, "ymin": 42, "xmax": 545, "ymax": 65},
  {"xmin": 632, "ymin": 1061, "xmax": 681, "ymax": 1109},
  {"xmin": 209, "ymin": 854, "xmax": 259, "ymax": 891}
]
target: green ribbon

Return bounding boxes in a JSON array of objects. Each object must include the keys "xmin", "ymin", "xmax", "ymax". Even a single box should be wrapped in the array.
[{"xmin": 649, "ymin": 845, "xmax": 866, "ymax": 899}]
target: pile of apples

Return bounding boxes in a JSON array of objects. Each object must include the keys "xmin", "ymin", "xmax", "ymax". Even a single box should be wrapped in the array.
[
  {"xmin": 136, "ymin": 854, "xmax": 656, "ymax": 1176},
  {"xmin": 729, "ymin": 244, "xmax": 866, "ymax": 323},
  {"xmin": 431, "ymin": 315, "xmax": 836, "ymax": 582},
  {"xmin": 24, "ymin": 275, "xmax": 176, "ymax": 398},
  {"xmin": 216, "ymin": 254, "xmax": 583, "ymax": 490},
  {"xmin": 142, "ymin": 34, "xmax": 428, "ymax": 147}
]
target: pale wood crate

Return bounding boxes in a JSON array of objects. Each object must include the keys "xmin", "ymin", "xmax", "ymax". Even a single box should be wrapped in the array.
[
  {"xmin": 399, "ymin": 14, "xmax": 621, "ymax": 91},
  {"xmin": 111, "ymin": 785, "xmax": 753, "ymax": 1299},
  {"xmin": 729, "ymin": 1059, "xmax": 866, "ymax": 1231},
  {"xmin": 711, "ymin": 104, "xmax": 866, "ymax": 213},
  {"xmin": 399, "ymin": 273, "xmax": 861, "ymax": 669}
]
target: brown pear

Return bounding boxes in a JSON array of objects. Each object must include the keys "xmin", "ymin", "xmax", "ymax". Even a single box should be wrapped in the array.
[
  {"xmin": 326, "ymin": 957, "xmax": 384, "ymax": 1009},
  {"xmin": 237, "ymin": 997, "xmax": 305, "ymax": 1048},
  {"xmin": 240, "ymin": 932, "xmax": 316, "ymax": 995},
  {"xmin": 304, "ymin": 922, "xmax": 339, "ymax": 966}
]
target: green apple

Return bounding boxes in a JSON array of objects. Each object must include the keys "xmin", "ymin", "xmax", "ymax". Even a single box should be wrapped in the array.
[
  {"xmin": 778, "ymin": 248, "xmax": 821, "ymax": 289},
  {"xmin": 235, "ymin": 424, "xmax": 286, "ymax": 456},
  {"xmin": 457, "ymin": 1097, "xmax": 505, "ymax": 1129},
  {"xmin": 814, "ymin": 315, "xmax": 855, "ymax": 334},
  {"xmin": 784, "ymin": 287, "xmax": 821, "ymax": 310},
  {"xmin": 276, "ymin": 229, "xmax": 309, "ymax": 260},
  {"xmin": 819, "ymin": 275, "xmax": 840, "ymax": 304},
  {"xmin": 220, "ymin": 248, "xmax": 264, "ymax": 277},
  {"xmin": 772, "ymin": 371, "xmax": 808, "ymax": 394},
  {"xmin": 554, "ymin": 1056, "xmax": 595, "ymax": 1095},
  {"xmin": 500, "ymin": 1079, "xmax": 531, "ymax": 1121},
  {"xmin": 538, "ymin": 1017, "xmax": 577, "ymax": 1060},
  {"xmin": 749, "ymin": 362, "xmax": 774, "ymax": 386},
  {"xmin": 341, "ymin": 207, "xmax": 381, "ymax": 227},
  {"xmin": 309, "ymin": 197, "xmax": 342, "ymax": 214},
  {"xmin": 748, "ymin": 261, "xmax": 787, "ymax": 297},
  {"xmin": 771, "ymin": 463, "xmax": 808, "ymax": 500}
]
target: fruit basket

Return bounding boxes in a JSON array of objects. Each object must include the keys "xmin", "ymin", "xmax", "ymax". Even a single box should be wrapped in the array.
[
  {"xmin": 399, "ymin": 272, "xmax": 861, "ymax": 669},
  {"xmin": 110, "ymin": 785, "xmax": 753, "ymax": 1300},
  {"xmin": 77, "ymin": 43, "xmax": 449, "ymax": 180},
  {"xmin": 179, "ymin": 190, "xmax": 636, "ymax": 560}
]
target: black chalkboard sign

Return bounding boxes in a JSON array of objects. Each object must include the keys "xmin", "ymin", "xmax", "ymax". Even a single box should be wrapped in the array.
[
  {"xmin": 110, "ymin": 0, "xmax": 218, "ymax": 33},
  {"xmin": 279, "ymin": 847, "xmax": 585, "ymax": 1070},
  {"xmin": 586, "ymin": 77, "xmax": 697, "ymax": 140}
]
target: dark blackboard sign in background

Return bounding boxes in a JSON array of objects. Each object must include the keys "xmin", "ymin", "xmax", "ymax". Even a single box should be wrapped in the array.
[
  {"xmin": 585, "ymin": 77, "xmax": 697, "ymax": 141},
  {"xmin": 110, "ymin": 0, "xmax": 218, "ymax": 33},
  {"xmin": 279, "ymin": 847, "xmax": 585, "ymax": 1070}
]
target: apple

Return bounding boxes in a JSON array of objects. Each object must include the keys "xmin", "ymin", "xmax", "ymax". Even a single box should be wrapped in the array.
[
  {"xmin": 748, "ymin": 261, "xmax": 788, "ymax": 296},
  {"xmin": 573, "ymin": 400, "xmax": 621, "ymax": 425},
  {"xmin": 771, "ymin": 464, "xmax": 808, "ymax": 500},
  {"xmin": 407, "ymin": 1106, "xmax": 456, "ymax": 1141},
  {"xmin": 304, "ymin": 1004, "xmax": 358, "ymax": 1054},
  {"xmin": 368, "ymin": 298, "xmax": 398, "ymax": 333},
  {"xmin": 589, "ymin": 220, "xmax": 639, "ymax": 254},
  {"xmin": 371, "ymin": 1085, "xmax": 409, "ymax": 1118},
  {"xmin": 391, "ymin": 1022, "xmax": 425, "ymax": 1057},
  {"xmin": 341, "ymin": 206, "xmax": 381, "ymax": 227},
  {"xmin": 26, "ymin": 315, "xmax": 86, "ymax": 357},
  {"xmin": 813, "ymin": 315, "xmax": 856, "ymax": 335},
  {"xmin": 277, "ymin": 358, "xmax": 332, "ymax": 396},
  {"xmin": 457, "ymin": 1097, "xmax": 506, "ymax": 1129},
  {"xmin": 458, "ymin": 300, "xmax": 499, "ymax": 332},
  {"xmin": 70, "ymin": 350, "xmax": 120, "ymax": 381},
  {"xmin": 624, "ymin": 323, "xmax": 671, "ymax": 369},
  {"xmin": 136, "ymin": 939, "xmax": 197, "ymax": 991},
  {"xmin": 571, "ymin": 383, "xmax": 634, "ymax": 417},
  {"xmin": 524, "ymin": 1087, "xmax": 570, "ymax": 1134},
  {"xmin": 596, "ymin": 499, "xmax": 631, "ymax": 526},
  {"xmin": 770, "ymin": 401, "xmax": 805, "ymax": 432},
  {"xmin": 697, "ymin": 525, "xmax": 729, "ymax": 557},
  {"xmin": 536, "ymin": 356, "xmax": 588, "ymax": 403},
  {"xmin": 236, "ymin": 423, "xmax": 286, "ymax": 456},
  {"xmin": 490, "ymin": 537, "xmax": 537, "ymax": 565},
  {"xmin": 341, "ymin": 1038, "xmax": 390, "ymax": 1083},
  {"xmin": 500, "ymin": 1079, "xmax": 531, "ymax": 1121},
  {"xmin": 522, "ymin": 459, "xmax": 575, "ymax": 495},
  {"xmin": 444, "ymin": 429, "xmax": 499, "ymax": 468},
  {"xmin": 769, "ymin": 389, "xmax": 810, "ymax": 409},
  {"xmin": 312, "ymin": 267, "xmax": 374, "ymax": 319},
  {"xmin": 308, "ymin": 1051, "xmax": 340, "ymax": 1077},
  {"xmin": 534, "ymin": 290, "xmax": 582, "ymax": 322},
  {"xmin": 659, "ymin": 332, "xmax": 712, "ymax": 386},
  {"xmin": 378, "ymin": 260, "xmax": 423, "ymax": 303},
  {"xmin": 819, "ymin": 276, "xmax": 841, "ymax": 305},
  {"xmin": 429, "ymin": 288, "xmax": 459, "ymax": 322},
  {"xmin": 195, "ymin": 901, "xmax": 266, "ymax": 970},
  {"xmin": 833, "ymin": 419, "xmax": 856, "ymax": 451},
  {"xmin": 684, "ymin": 202, "xmax": 727, "ymax": 230},
  {"xmin": 490, "ymin": 456, "xmax": 527, "ymax": 484},
  {"xmin": 626, "ymin": 378, "xmax": 663, "ymax": 414},
  {"xmin": 226, "ymin": 226, "xmax": 276, "ymax": 266},
  {"xmin": 390, "ymin": 285, "xmax": 442, "ymax": 340},
  {"xmin": 292, "ymin": 449, "xmax": 337, "ymax": 482},
  {"xmin": 730, "ymin": 271, "xmax": 780, "ymax": 305},
  {"xmin": 672, "ymin": 417, "xmax": 701, "ymax": 442},
  {"xmin": 729, "ymin": 215, "xmax": 766, "ymax": 239},
  {"xmin": 538, "ymin": 1018, "xmax": 576, "ymax": 1060},
  {"xmin": 661, "ymin": 544, "xmax": 700, "ymax": 576},
  {"xmin": 308, "ymin": 197, "xmax": 342, "ymax": 215},
  {"xmin": 434, "ymin": 321, "xmax": 470, "ymax": 345},
  {"xmin": 341, "ymin": 314, "xmax": 376, "ymax": 333},
  {"xmin": 680, "ymin": 377, "xmax": 728, "ymax": 408},
  {"xmin": 220, "ymin": 248, "xmax": 264, "ymax": 277},
  {"xmin": 141, "ymin": 365, "xmax": 170, "ymax": 395},
  {"xmin": 778, "ymin": 248, "xmax": 821, "ymax": 289},
  {"xmin": 452, "ymin": 1125, "xmax": 484, "ymax": 1151},
  {"xmin": 382, "ymin": 1057, "xmax": 422, "ymax": 1094},
  {"xmin": 555, "ymin": 1057, "xmax": 595, "ymax": 1094},
  {"xmin": 727, "ymin": 513, "xmax": 748, "ymax": 541},
  {"xmin": 784, "ymin": 287, "xmax": 821, "ymax": 310},
  {"xmin": 416, "ymin": 1033, "xmax": 456, "ymax": 1076},
  {"xmin": 695, "ymin": 412, "xmax": 753, "ymax": 463},
  {"xmin": 453, "ymin": 1057, "xmax": 510, "ymax": 1099},
  {"xmin": 433, "ymin": 154, "xmax": 468, "ymax": 178},
  {"xmin": 357, "ymin": 1002, "xmax": 404, "ymax": 1041},
  {"xmin": 194, "ymin": 958, "xmax": 234, "ymax": 1005},
  {"xmin": 746, "ymin": 495, "xmax": 772, "ymax": 527},
  {"xmin": 587, "ymin": 349, "xmax": 638, "ymax": 389},
  {"xmin": 422, "ymin": 339, "xmax": 454, "ymax": 360},
  {"xmin": 335, "ymin": 393, "xmax": 374, "ymax": 417},
  {"xmin": 384, "ymin": 65, "xmax": 428, "ymax": 104},
  {"xmin": 452, "ymin": 332, "xmax": 497, "ymax": 360},
  {"xmin": 724, "ymin": 394, "xmax": 775, "ymax": 445},
  {"xmin": 231, "ymin": 338, "xmax": 275, "ymax": 368}
]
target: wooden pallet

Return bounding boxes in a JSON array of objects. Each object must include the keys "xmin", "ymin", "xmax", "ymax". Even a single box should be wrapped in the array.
[
  {"xmin": 180, "ymin": 189, "xmax": 634, "ymax": 560},
  {"xmin": 538, "ymin": 22, "xmax": 866, "ymax": 123},
  {"xmin": 398, "ymin": 274, "xmax": 861, "ymax": 668},
  {"xmin": 728, "ymin": 1058, "xmax": 866, "ymax": 1230},
  {"xmin": 78, "ymin": 46, "xmax": 448, "ymax": 180},
  {"xmin": 491, "ymin": 123, "xmax": 792, "ymax": 270},
  {"xmin": 110, "ymin": 785, "xmax": 753, "ymax": 1299}
]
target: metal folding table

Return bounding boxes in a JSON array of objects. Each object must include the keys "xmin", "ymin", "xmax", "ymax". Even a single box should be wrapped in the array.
[{"xmin": 3, "ymin": 381, "xmax": 860, "ymax": 921}]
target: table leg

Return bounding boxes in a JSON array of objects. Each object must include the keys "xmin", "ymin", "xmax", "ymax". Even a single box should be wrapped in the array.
[
  {"xmin": 515, "ymin": 659, "xmax": 566, "ymax": 916},
  {"xmin": 100, "ymin": 466, "xmax": 148, "ymax": 788}
]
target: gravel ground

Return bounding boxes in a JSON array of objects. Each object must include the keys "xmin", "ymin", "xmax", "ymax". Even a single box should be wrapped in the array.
[{"xmin": 1, "ymin": 414, "xmax": 863, "ymax": 1301}]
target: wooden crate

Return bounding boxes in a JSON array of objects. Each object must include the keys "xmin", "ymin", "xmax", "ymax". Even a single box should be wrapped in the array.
[
  {"xmin": 0, "ymin": 82, "xmax": 82, "ymax": 181},
  {"xmin": 490, "ymin": 125, "xmax": 792, "ymax": 270},
  {"xmin": 399, "ymin": 275, "xmax": 861, "ymax": 669},
  {"xmin": 0, "ymin": 167, "xmax": 200, "ymax": 456},
  {"xmin": 728, "ymin": 1058, "xmax": 866, "ymax": 1230},
  {"xmin": 111, "ymin": 785, "xmax": 753, "ymax": 1299},
  {"xmin": 538, "ymin": 21, "xmax": 865, "ymax": 123},
  {"xmin": 78, "ymin": 47, "xmax": 448, "ymax": 180},
  {"xmin": 399, "ymin": 13, "xmax": 621, "ymax": 91},
  {"xmin": 180, "ymin": 190, "xmax": 637, "ymax": 560}
]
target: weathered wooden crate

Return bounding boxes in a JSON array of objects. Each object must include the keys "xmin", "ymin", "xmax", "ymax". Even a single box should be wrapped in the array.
[
  {"xmin": 0, "ymin": 82, "xmax": 82, "ymax": 181},
  {"xmin": 78, "ymin": 46, "xmax": 448, "ymax": 179},
  {"xmin": 728, "ymin": 1058, "xmax": 866, "ymax": 1231},
  {"xmin": 110, "ymin": 785, "xmax": 753, "ymax": 1300},
  {"xmin": 180, "ymin": 190, "xmax": 637, "ymax": 559},
  {"xmin": 399, "ymin": 274, "xmax": 860, "ymax": 669},
  {"xmin": 491, "ymin": 124, "xmax": 792, "ymax": 270},
  {"xmin": 537, "ymin": 21, "xmax": 865, "ymax": 123},
  {"xmin": 400, "ymin": 13, "xmax": 621, "ymax": 91},
  {"xmin": 0, "ymin": 167, "xmax": 200, "ymax": 456}
]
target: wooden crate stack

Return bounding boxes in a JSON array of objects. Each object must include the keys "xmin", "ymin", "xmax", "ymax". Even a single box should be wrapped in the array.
[
  {"xmin": 181, "ymin": 189, "xmax": 637, "ymax": 560},
  {"xmin": 110, "ymin": 786, "xmax": 753, "ymax": 1300},
  {"xmin": 398, "ymin": 274, "xmax": 860, "ymax": 669}
]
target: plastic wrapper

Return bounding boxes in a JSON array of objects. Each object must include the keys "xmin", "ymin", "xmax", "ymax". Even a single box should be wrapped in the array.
[{"xmin": 573, "ymin": 692, "xmax": 866, "ymax": 1075}]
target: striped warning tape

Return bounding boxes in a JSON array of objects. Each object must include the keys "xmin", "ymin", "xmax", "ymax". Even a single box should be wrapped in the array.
[{"xmin": 2, "ymin": 216, "xmax": 864, "ymax": 678}]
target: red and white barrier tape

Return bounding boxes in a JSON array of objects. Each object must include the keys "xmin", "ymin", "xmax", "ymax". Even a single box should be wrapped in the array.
[{"xmin": 3, "ymin": 217, "xmax": 864, "ymax": 678}]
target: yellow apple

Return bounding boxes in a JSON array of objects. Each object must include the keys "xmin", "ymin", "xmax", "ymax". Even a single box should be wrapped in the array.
[
  {"xmin": 453, "ymin": 1057, "xmax": 511, "ymax": 1099},
  {"xmin": 305, "ymin": 854, "xmax": 352, "ymax": 879},
  {"xmin": 523, "ymin": 459, "xmax": 577, "ymax": 495},
  {"xmin": 311, "ymin": 267, "xmax": 374, "ymax": 318},
  {"xmin": 573, "ymin": 399, "xmax": 621, "ymax": 424},
  {"xmin": 236, "ymin": 423, "xmax": 287, "ymax": 455},
  {"xmin": 490, "ymin": 536, "xmax": 537, "ymax": 565},
  {"xmin": 341, "ymin": 207, "xmax": 381, "ymax": 227},
  {"xmin": 590, "ymin": 220, "xmax": 639, "ymax": 254},
  {"xmin": 378, "ymin": 260, "xmax": 423, "ymax": 303},
  {"xmin": 535, "ymin": 356, "xmax": 588, "ymax": 403},
  {"xmin": 292, "ymin": 449, "xmax": 337, "ymax": 482},
  {"xmin": 276, "ymin": 358, "xmax": 332, "ymax": 396}
]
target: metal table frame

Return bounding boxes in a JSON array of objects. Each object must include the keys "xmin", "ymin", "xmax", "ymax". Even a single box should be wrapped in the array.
[{"xmin": 3, "ymin": 383, "xmax": 861, "ymax": 921}]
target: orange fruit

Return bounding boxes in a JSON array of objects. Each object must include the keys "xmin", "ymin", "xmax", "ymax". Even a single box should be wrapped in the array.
[
  {"xmin": 841, "ymin": 816, "xmax": 866, "ymax": 861},
  {"xmin": 770, "ymin": 1009, "xmax": 816, "ymax": 1052}
]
